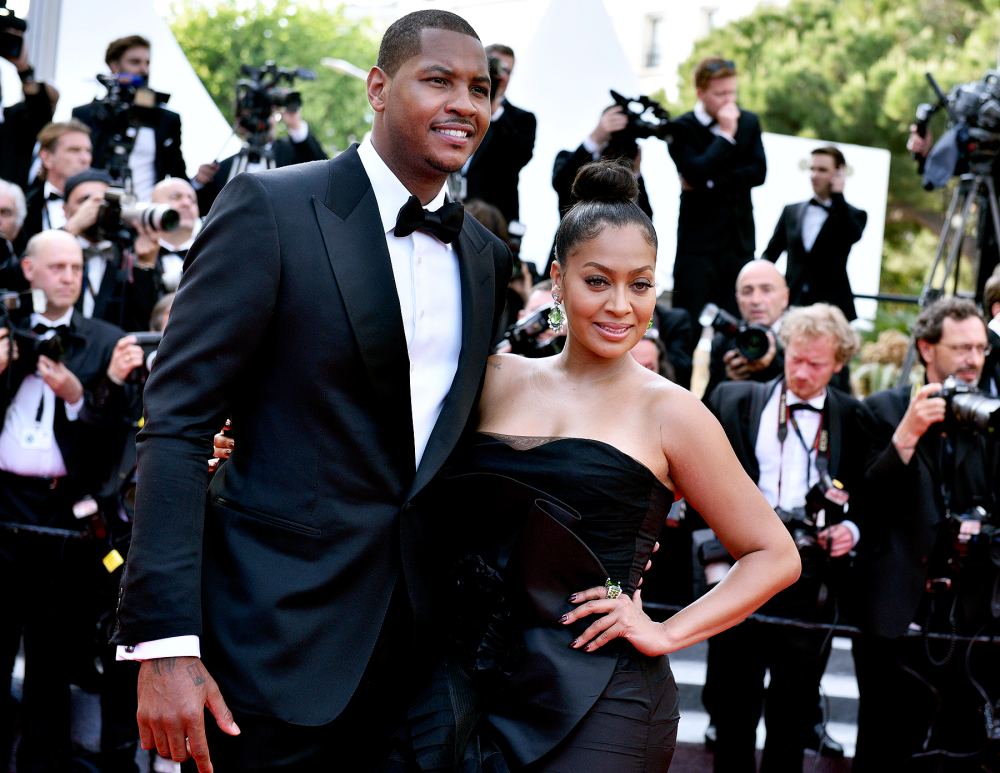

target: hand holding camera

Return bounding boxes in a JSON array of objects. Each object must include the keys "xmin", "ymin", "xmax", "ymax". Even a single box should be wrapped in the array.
[
  {"xmin": 107, "ymin": 335, "xmax": 145, "ymax": 384},
  {"xmin": 590, "ymin": 106, "xmax": 628, "ymax": 148}
]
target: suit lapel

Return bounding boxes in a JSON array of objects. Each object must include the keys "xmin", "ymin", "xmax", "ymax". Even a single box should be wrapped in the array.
[
  {"xmin": 791, "ymin": 201, "xmax": 809, "ymax": 248},
  {"xmin": 311, "ymin": 148, "xmax": 415, "ymax": 475},
  {"xmin": 409, "ymin": 222, "xmax": 495, "ymax": 498},
  {"xmin": 827, "ymin": 389, "xmax": 843, "ymax": 477}
]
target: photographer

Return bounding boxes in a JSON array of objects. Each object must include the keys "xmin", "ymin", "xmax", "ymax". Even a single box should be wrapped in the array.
[
  {"xmin": 61, "ymin": 169, "xmax": 163, "ymax": 332},
  {"xmin": 0, "ymin": 230, "xmax": 132, "ymax": 772},
  {"xmin": 552, "ymin": 104, "xmax": 653, "ymax": 218},
  {"xmin": 669, "ymin": 57, "xmax": 767, "ymax": 349},
  {"xmin": 193, "ymin": 104, "xmax": 327, "ymax": 215},
  {"xmin": 148, "ymin": 177, "xmax": 201, "ymax": 291},
  {"xmin": 0, "ymin": 13, "xmax": 59, "ymax": 191},
  {"xmin": 853, "ymin": 296, "xmax": 1000, "ymax": 770},
  {"xmin": 702, "ymin": 303, "xmax": 864, "ymax": 772},
  {"xmin": 0, "ymin": 178, "xmax": 25, "ymax": 288},
  {"xmin": 72, "ymin": 35, "xmax": 187, "ymax": 200},
  {"xmin": 704, "ymin": 259, "xmax": 788, "ymax": 399}
]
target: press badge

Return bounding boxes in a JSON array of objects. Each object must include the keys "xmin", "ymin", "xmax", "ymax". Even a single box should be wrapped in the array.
[{"xmin": 20, "ymin": 425, "xmax": 54, "ymax": 450}]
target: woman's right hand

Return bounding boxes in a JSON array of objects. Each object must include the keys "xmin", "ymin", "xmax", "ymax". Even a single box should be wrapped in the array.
[{"xmin": 208, "ymin": 420, "xmax": 234, "ymax": 472}]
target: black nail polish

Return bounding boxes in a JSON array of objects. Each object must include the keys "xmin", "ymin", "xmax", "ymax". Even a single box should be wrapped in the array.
[
  {"xmin": 559, "ymin": 614, "xmax": 568, "ymax": 623},
  {"xmin": 568, "ymin": 593, "xmax": 577, "ymax": 602}
]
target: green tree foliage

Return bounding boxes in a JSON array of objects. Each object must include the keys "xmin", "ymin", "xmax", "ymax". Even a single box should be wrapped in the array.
[
  {"xmin": 168, "ymin": 0, "xmax": 378, "ymax": 153},
  {"xmin": 669, "ymin": 0, "xmax": 1000, "ymax": 323}
]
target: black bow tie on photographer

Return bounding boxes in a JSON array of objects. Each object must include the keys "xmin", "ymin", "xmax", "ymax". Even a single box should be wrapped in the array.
[
  {"xmin": 394, "ymin": 195, "xmax": 464, "ymax": 244},
  {"xmin": 32, "ymin": 323, "xmax": 68, "ymax": 337},
  {"xmin": 46, "ymin": 191, "xmax": 63, "ymax": 202},
  {"xmin": 83, "ymin": 245, "xmax": 115, "ymax": 262},
  {"xmin": 789, "ymin": 402, "xmax": 821, "ymax": 413},
  {"xmin": 808, "ymin": 199, "xmax": 831, "ymax": 211}
]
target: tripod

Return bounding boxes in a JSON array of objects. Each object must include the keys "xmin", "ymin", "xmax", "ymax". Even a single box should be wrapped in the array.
[
  {"xmin": 226, "ymin": 134, "xmax": 277, "ymax": 183},
  {"xmin": 897, "ymin": 162, "xmax": 1000, "ymax": 385}
]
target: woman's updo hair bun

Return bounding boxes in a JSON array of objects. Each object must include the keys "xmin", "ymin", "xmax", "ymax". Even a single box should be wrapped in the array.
[
  {"xmin": 571, "ymin": 159, "xmax": 640, "ymax": 204},
  {"xmin": 554, "ymin": 159, "xmax": 657, "ymax": 265}
]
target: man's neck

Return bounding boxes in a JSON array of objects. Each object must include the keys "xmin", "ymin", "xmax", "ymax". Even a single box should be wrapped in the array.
[
  {"xmin": 46, "ymin": 176, "xmax": 66, "ymax": 194},
  {"xmin": 161, "ymin": 226, "xmax": 193, "ymax": 250},
  {"xmin": 369, "ymin": 134, "xmax": 446, "ymax": 206}
]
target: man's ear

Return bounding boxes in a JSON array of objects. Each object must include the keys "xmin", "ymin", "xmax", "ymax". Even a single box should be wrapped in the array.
[
  {"xmin": 367, "ymin": 66, "xmax": 389, "ymax": 114},
  {"xmin": 20, "ymin": 256, "xmax": 34, "ymax": 282}
]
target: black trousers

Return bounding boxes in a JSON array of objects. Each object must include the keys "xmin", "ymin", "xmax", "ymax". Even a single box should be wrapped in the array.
[
  {"xmin": 672, "ymin": 251, "xmax": 751, "ymax": 353},
  {"xmin": 182, "ymin": 584, "xmax": 418, "ymax": 773},
  {"xmin": 853, "ymin": 632, "xmax": 1000, "ymax": 772},
  {"xmin": 708, "ymin": 618, "xmax": 832, "ymax": 773}
]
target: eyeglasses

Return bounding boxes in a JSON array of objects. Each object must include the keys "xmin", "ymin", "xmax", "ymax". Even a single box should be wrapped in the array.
[{"xmin": 938, "ymin": 342, "xmax": 992, "ymax": 356}]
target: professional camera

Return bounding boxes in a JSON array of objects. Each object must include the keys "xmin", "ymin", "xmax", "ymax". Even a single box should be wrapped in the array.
[
  {"xmin": 915, "ymin": 70, "xmax": 1000, "ymax": 186},
  {"xmin": 87, "ymin": 187, "xmax": 179, "ymax": 245},
  {"xmin": 698, "ymin": 303, "xmax": 771, "ymax": 361},
  {"xmin": 0, "ymin": 288, "xmax": 63, "ymax": 370},
  {"xmin": 235, "ymin": 61, "xmax": 316, "ymax": 139},
  {"xmin": 0, "ymin": 1, "xmax": 26, "ymax": 61},
  {"xmin": 91, "ymin": 73, "xmax": 170, "ymax": 186},
  {"xmin": 608, "ymin": 89, "xmax": 673, "ymax": 148},
  {"xmin": 776, "ymin": 474, "xmax": 849, "ymax": 583},
  {"xmin": 500, "ymin": 303, "xmax": 564, "ymax": 358},
  {"xmin": 939, "ymin": 375, "xmax": 1000, "ymax": 436},
  {"xmin": 126, "ymin": 331, "xmax": 162, "ymax": 386}
]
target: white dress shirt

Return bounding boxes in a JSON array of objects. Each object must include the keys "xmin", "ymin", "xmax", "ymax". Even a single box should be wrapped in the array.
[
  {"xmin": 0, "ymin": 309, "xmax": 83, "ymax": 478},
  {"xmin": 129, "ymin": 126, "xmax": 157, "ymax": 201},
  {"xmin": 755, "ymin": 384, "xmax": 859, "ymax": 544},
  {"xmin": 801, "ymin": 197, "xmax": 831, "ymax": 252},
  {"xmin": 43, "ymin": 181, "xmax": 66, "ymax": 230},
  {"xmin": 119, "ymin": 137, "xmax": 464, "ymax": 662}
]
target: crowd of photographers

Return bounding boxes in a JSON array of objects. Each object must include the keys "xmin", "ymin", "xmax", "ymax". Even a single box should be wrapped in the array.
[{"xmin": 0, "ymin": 9, "xmax": 999, "ymax": 771}]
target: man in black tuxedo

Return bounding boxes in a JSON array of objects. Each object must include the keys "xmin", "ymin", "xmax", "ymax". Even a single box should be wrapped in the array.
[
  {"xmin": 113, "ymin": 11, "xmax": 510, "ymax": 772},
  {"xmin": 0, "ymin": 179, "xmax": 26, "ymax": 288},
  {"xmin": 0, "ymin": 229, "xmax": 137, "ymax": 772},
  {"xmin": 669, "ymin": 57, "xmax": 767, "ymax": 348},
  {"xmin": 763, "ymin": 145, "xmax": 867, "ymax": 321},
  {"xmin": 72, "ymin": 35, "xmax": 187, "ymax": 200},
  {"xmin": 192, "ymin": 107, "xmax": 328, "ymax": 215},
  {"xmin": 461, "ymin": 43, "xmax": 536, "ymax": 226},
  {"xmin": 853, "ymin": 297, "xmax": 1000, "ymax": 771},
  {"xmin": 703, "ymin": 303, "xmax": 865, "ymax": 772}
]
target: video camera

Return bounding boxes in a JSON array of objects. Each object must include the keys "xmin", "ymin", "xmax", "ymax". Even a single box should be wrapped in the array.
[
  {"xmin": 86, "ymin": 187, "xmax": 179, "ymax": 246},
  {"xmin": 499, "ymin": 303, "xmax": 565, "ymax": 358},
  {"xmin": 92, "ymin": 73, "xmax": 171, "ymax": 188},
  {"xmin": 0, "ymin": 0, "xmax": 26, "ymax": 61},
  {"xmin": 606, "ymin": 90, "xmax": 674, "ymax": 160},
  {"xmin": 939, "ymin": 375, "xmax": 1000, "ymax": 436},
  {"xmin": 235, "ymin": 61, "xmax": 316, "ymax": 141},
  {"xmin": 698, "ymin": 303, "xmax": 771, "ymax": 361},
  {"xmin": 915, "ymin": 70, "xmax": 1000, "ymax": 187}
]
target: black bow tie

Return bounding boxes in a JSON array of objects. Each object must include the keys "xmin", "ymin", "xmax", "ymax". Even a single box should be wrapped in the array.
[
  {"xmin": 46, "ymin": 191, "xmax": 63, "ymax": 202},
  {"xmin": 83, "ymin": 245, "xmax": 115, "ymax": 262},
  {"xmin": 32, "ymin": 323, "xmax": 69, "ymax": 337},
  {"xmin": 809, "ymin": 199, "xmax": 831, "ymax": 211},
  {"xmin": 394, "ymin": 195, "xmax": 464, "ymax": 244},
  {"xmin": 789, "ymin": 402, "xmax": 822, "ymax": 413}
]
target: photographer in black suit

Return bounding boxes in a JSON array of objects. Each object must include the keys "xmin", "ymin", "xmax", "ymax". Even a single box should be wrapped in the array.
[
  {"xmin": 0, "ymin": 229, "xmax": 136, "ymax": 772},
  {"xmin": 460, "ymin": 43, "xmax": 536, "ymax": 226},
  {"xmin": 72, "ymin": 35, "xmax": 188, "ymax": 200},
  {"xmin": 853, "ymin": 297, "xmax": 1000, "ymax": 771},
  {"xmin": 763, "ymin": 145, "xmax": 867, "ymax": 321},
  {"xmin": 703, "ymin": 303, "xmax": 864, "ymax": 772},
  {"xmin": 669, "ymin": 57, "xmax": 767, "ymax": 347},
  {"xmin": 113, "ymin": 11, "xmax": 510, "ymax": 772}
]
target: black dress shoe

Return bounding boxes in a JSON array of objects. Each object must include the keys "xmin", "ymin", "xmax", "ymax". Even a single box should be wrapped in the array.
[{"xmin": 804, "ymin": 723, "xmax": 845, "ymax": 758}]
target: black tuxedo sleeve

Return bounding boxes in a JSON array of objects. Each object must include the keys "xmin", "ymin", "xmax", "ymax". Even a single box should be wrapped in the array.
[
  {"xmin": 552, "ymin": 144, "xmax": 594, "ymax": 213},
  {"xmin": 716, "ymin": 114, "xmax": 767, "ymax": 190},
  {"xmin": 159, "ymin": 110, "xmax": 188, "ymax": 181},
  {"xmin": 286, "ymin": 132, "xmax": 328, "ymax": 165},
  {"xmin": 762, "ymin": 207, "xmax": 790, "ymax": 262},
  {"xmin": 493, "ymin": 108, "xmax": 536, "ymax": 171},
  {"xmin": 668, "ymin": 127, "xmax": 739, "ymax": 189},
  {"xmin": 829, "ymin": 193, "xmax": 867, "ymax": 245},
  {"xmin": 115, "ymin": 172, "xmax": 282, "ymax": 643},
  {"xmin": 859, "ymin": 392, "xmax": 921, "ymax": 505}
]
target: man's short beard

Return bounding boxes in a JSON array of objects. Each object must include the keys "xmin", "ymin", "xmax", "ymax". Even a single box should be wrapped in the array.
[{"xmin": 425, "ymin": 155, "xmax": 468, "ymax": 175}]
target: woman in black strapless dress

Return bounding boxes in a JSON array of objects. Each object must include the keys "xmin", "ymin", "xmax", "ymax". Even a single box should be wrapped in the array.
[{"xmin": 425, "ymin": 161, "xmax": 801, "ymax": 772}]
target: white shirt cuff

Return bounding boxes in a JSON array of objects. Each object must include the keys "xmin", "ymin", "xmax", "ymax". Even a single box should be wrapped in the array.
[
  {"xmin": 581, "ymin": 136, "xmax": 603, "ymax": 159},
  {"xmin": 64, "ymin": 397, "xmax": 84, "ymax": 421},
  {"xmin": 116, "ymin": 635, "xmax": 201, "ymax": 661},
  {"xmin": 840, "ymin": 519, "xmax": 860, "ymax": 548},
  {"xmin": 287, "ymin": 121, "xmax": 309, "ymax": 144}
]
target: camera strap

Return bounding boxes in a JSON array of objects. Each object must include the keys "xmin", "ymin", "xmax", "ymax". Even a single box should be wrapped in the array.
[{"xmin": 776, "ymin": 385, "xmax": 830, "ymax": 507}]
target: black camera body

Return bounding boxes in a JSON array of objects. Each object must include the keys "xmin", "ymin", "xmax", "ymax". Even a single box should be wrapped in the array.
[
  {"xmin": 699, "ymin": 303, "xmax": 771, "ymax": 361},
  {"xmin": 127, "ymin": 331, "xmax": 162, "ymax": 386},
  {"xmin": 500, "ymin": 303, "xmax": 564, "ymax": 358},
  {"xmin": 235, "ymin": 62, "xmax": 316, "ymax": 142},
  {"xmin": 939, "ymin": 375, "xmax": 1000, "ymax": 436},
  {"xmin": 606, "ymin": 90, "xmax": 673, "ymax": 160},
  {"xmin": 0, "ymin": 1, "xmax": 26, "ymax": 61},
  {"xmin": 87, "ymin": 187, "xmax": 179, "ymax": 246},
  {"xmin": 0, "ymin": 288, "xmax": 63, "ymax": 369}
]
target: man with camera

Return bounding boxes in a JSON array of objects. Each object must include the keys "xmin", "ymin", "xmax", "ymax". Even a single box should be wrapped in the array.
[
  {"xmin": 702, "ymin": 303, "xmax": 865, "ymax": 772},
  {"xmin": 704, "ymin": 259, "xmax": 789, "ymax": 398},
  {"xmin": 0, "ymin": 178, "xmax": 25, "ymax": 289},
  {"xmin": 669, "ymin": 57, "xmax": 767, "ymax": 349},
  {"xmin": 460, "ymin": 43, "xmax": 536, "ymax": 228},
  {"xmin": 0, "ymin": 228, "xmax": 143, "ymax": 772},
  {"xmin": 763, "ymin": 145, "xmax": 867, "ymax": 322},
  {"xmin": 61, "ymin": 168, "xmax": 163, "ymax": 332},
  {"xmin": 147, "ymin": 177, "xmax": 201, "ymax": 292},
  {"xmin": 193, "ymin": 105, "xmax": 327, "ymax": 215},
  {"xmin": 853, "ymin": 296, "xmax": 1000, "ymax": 771},
  {"xmin": 72, "ymin": 35, "xmax": 188, "ymax": 200}
]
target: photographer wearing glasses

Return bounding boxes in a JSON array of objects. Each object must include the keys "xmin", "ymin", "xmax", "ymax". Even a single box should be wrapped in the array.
[{"xmin": 853, "ymin": 296, "xmax": 1000, "ymax": 771}]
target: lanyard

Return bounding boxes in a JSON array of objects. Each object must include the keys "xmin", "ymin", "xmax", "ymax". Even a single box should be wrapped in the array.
[{"xmin": 776, "ymin": 385, "xmax": 829, "ymax": 506}]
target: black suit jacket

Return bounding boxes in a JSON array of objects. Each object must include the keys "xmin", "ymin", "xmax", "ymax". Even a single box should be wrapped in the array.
[
  {"xmin": 0, "ymin": 87, "xmax": 54, "ymax": 190},
  {"xmin": 464, "ymin": 99, "xmax": 536, "ymax": 224},
  {"xmin": 76, "ymin": 245, "xmax": 162, "ymax": 333},
  {"xmin": 552, "ymin": 143, "xmax": 652, "ymax": 219},
  {"xmin": 854, "ymin": 386, "xmax": 999, "ymax": 638},
  {"xmin": 669, "ymin": 110, "xmax": 766, "ymax": 259},
  {"xmin": 196, "ymin": 131, "xmax": 328, "ymax": 215},
  {"xmin": 0, "ymin": 311, "xmax": 125, "ymax": 513},
  {"xmin": 72, "ymin": 100, "xmax": 187, "ymax": 184},
  {"xmin": 762, "ymin": 194, "xmax": 867, "ymax": 320},
  {"xmin": 113, "ymin": 146, "xmax": 512, "ymax": 724}
]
